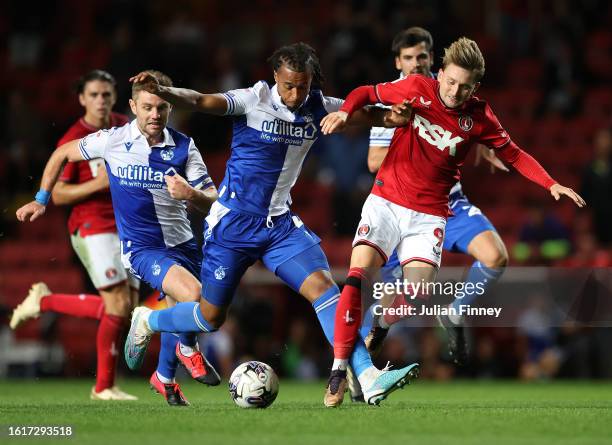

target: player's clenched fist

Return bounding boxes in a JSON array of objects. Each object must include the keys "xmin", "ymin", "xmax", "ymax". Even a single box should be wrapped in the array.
[
  {"xmin": 165, "ymin": 173, "xmax": 194, "ymax": 200},
  {"xmin": 129, "ymin": 71, "xmax": 161, "ymax": 94},
  {"xmin": 16, "ymin": 201, "xmax": 46, "ymax": 222},
  {"xmin": 321, "ymin": 111, "xmax": 349, "ymax": 135}
]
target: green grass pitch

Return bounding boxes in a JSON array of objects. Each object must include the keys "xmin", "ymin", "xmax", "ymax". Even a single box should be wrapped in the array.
[{"xmin": 1, "ymin": 379, "xmax": 610, "ymax": 445}]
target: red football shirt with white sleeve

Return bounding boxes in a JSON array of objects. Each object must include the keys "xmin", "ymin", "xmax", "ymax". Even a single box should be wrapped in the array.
[
  {"xmin": 340, "ymin": 74, "xmax": 556, "ymax": 217},
  {"xmin": 57, "ymin": 112, "xmax": 129, "ymax": 236}
]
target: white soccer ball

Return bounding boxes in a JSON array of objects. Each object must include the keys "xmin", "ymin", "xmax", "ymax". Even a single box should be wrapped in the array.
[{"xmin": 229, "ymin": 361, "xmax": 279, "ymax": 408}]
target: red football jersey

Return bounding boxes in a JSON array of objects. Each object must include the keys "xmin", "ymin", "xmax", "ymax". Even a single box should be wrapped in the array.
[
  {"xmin": 367, "ymin": 75, "xmax": 510, "ymax": 218},
  {"xmin": 57, "ymin": 112, "xmax": 129, "ymax": 236}
]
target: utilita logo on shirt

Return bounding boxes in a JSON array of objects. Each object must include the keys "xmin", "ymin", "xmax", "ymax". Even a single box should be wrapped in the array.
[
  {"xmin": 412, "ymin": 114, "xmax": 464, "ymax": 156},
  {"xmin": 115, "ymin": 165, "xmax": 177, "ymax": 189},
  {"xmin": 260, "ymin": 119, "xmax": 317, "ymax": 144}
]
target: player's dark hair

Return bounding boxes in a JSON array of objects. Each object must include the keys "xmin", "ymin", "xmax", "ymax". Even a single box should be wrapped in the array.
[
  {"xmin": 268, "ymin": 42, "xmax": 325, "ymax": 87},
  {"xmin": 76, "ymin": 69, "xmax": 117, "ymax": 94},
  {"xmin": 391, "ymin": 27, "xmax": 434, "ymax": 55},
  {"xmin": 131, "ymin": 69, "xmax": 173, "ymax": 99}
]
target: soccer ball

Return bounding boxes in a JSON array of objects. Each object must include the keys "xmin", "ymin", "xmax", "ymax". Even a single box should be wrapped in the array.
[{"xmin": 229, "ymin": 361, "xmax": 279, "ymax": 408}]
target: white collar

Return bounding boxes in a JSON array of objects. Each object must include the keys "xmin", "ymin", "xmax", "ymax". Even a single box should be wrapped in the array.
[{"xmin": 129, "ymin": 119, "xmax": 175, "ymax": 147}]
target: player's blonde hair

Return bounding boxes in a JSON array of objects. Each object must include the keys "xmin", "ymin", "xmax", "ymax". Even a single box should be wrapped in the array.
[
  {"xmin": 132, "ymin": 70, "xmax": 173, "ymax": 99},
  {"xmin": 442, "ymin": 37, "xmax": 485, "ymax": 81}
]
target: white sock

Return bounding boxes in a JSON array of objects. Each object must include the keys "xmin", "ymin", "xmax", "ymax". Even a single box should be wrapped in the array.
[
  {"xmin": 357, "ymin": 366, "xmax": 381, "ymax": 389},
  {"xmin": 347, "ymin": 368, "xmax": 363, "ymax": 396},
  {"xmin": 447, "ymin": 305, "xmax": 463, "ymax": 325},
  {"xmin": 179, "ymin": 343, "xmax": 196, "ymax": 357},
  {"xmin": 156, "ymin": 371, "xmax": 174, "ymax": 384},
  {"xmin": 142, "ymin": 312, "xmax": 153, "ymax": 334},
  {"xmin": 378, "ymin": 316, "xmax": 390, "ymax": 329},
  {"xmin": 332, "ymin": 358, "xmax": 348, "ymax": 371}
]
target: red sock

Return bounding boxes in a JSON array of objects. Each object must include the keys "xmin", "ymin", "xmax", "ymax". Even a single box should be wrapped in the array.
[
  {"xmin": 382, "ymin": 283, "xmax": 430, "ymax": 327},
  {"xmin": 41, "ymin": 293, "xmax": 104, "ymax": 319},
  {"xmin": 382, "ymin": 294, "xmax": 415, "ymax": 327},
  {"xmin": 95, "ymin": 314, "xmax": 125, "ymax": 392},
  {"xmin": 333, "ymin": 267, "xmax": 367, "ymax": 359}
]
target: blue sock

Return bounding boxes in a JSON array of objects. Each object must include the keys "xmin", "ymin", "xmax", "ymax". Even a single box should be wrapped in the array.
[
  {"xmin": 312, "ymin": 286, "xmax": 341, "ymax": 344},
  {"xmin": 148, "ymin": 302, "xmax": 216, "ymax": 333},
  {"xmin": 312, "ymin": 286, "xmax": 374, "ymax": 377},
  {"xmin": 359, "ymin": 303, "xmax": 376, "ymax": 341},
  {"xmin": 156, "ymin": 333, "xmax": 179, "ymax": 380},
  {"xmin": 350, "ymin": 339, "xmax": 374, "ymax": 377},
  {"xmin": 179, "ymin": 333, "xmax": 197, "ymax": 347},
  {"xmin": 452, "ymin": 261, "xmax": 504, "ymax": 311}
]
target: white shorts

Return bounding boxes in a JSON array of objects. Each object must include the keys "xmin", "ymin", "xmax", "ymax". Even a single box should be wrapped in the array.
[
  {"xmin": 352, "ymin": 194, "xmax": 447, "ymax": 268},
  {"xmin": 70, "ymin": 231, "xmax": 140, "ymax": 290}
]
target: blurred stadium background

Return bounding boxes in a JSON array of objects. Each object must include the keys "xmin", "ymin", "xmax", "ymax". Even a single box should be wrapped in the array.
[{"xmin": 0, "ymin": 0, "xmax": 611, "ymax": 384}]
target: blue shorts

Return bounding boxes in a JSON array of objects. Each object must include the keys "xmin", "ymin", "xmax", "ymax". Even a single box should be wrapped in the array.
[
  {"xmin": 381, "ymin": 197, "xmax": 496, "ymax": 282},
  {"xmin": 201, "ymin": 203, "xmax": 324, "ymax": 306},
  {"xmin": 444, "ymin": 198, "xmax": 496, "ymax": 254},
  {"xmin": 123, "ymin": 238, "xmax": 202, "ymax": 294}
]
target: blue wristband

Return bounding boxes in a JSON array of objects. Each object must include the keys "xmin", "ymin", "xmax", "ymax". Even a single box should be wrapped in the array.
[{"xmin": 34, "ymin": 189, "xmax": 51, "ymax": 206}]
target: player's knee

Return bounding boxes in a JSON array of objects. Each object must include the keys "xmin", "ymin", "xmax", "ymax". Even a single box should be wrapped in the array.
[
  {"xmin": 300, "ymin": 270, "xmax": 337, "ymax": 302},
  {"xmin": 311, "ymin": 278, "xmax": 337, "ymax": 299},
  {"xmin": 183, "ymin": 282, "xmax": 202, "ymax": 302},
  {"xmin": 101, "ymin": 283, "xmax": 132, "ymax": 316},
  {"xmin": 206, "ymin": 313, "xmax": 225, "ymax": 330},
  {"xmin": 480, "ymin": 247, "xmax": 508, "ymax": 269},
  {"xmin": 199, "ymin": 300, "xmax": 226, "ymax": 330},
  {"xmin": 115, "ymin": 298, "xmax": 132, "ymax": 317}
]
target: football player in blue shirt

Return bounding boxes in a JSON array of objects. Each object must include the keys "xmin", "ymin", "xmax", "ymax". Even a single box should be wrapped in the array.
[
  {"xmin": 126, "ymin": 43, "xmax": 419, "ymax": 406},
  {"xmin": 16, "ymin": 70, "xmax": 220, "ymax": 406}
]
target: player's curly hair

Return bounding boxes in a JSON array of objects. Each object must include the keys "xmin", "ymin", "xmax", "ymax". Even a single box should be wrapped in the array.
[
  {"xmin": 131, "ymin": 70, "xmax": 173, "ymax": 99},
  {"xmin": 76, "ymin": 70, "xmax": 116, "ymax": 94},
  {"xmin": 268, "ymin": 42, "xmax": 325, "ymax": 87}
]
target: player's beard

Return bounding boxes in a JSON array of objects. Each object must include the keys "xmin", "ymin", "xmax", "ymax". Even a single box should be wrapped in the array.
[{"xmin": 412, "ymin": 66, "xmax": 431, "ymax": 77}]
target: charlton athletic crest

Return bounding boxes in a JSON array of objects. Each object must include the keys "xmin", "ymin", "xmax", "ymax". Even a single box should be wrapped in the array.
[
  {"xmin": 358, "ymin": 224, "xmax": 371, "ymax": 236},
  {"xmin": 458, "ymin": 115, "xmax": 473, "ymax": 132}
]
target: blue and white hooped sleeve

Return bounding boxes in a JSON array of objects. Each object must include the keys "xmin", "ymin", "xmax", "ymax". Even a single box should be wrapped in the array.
[
  {"xmin": 78, "ymin": 129, "xmax": 111, "ymax": 160},
  {"xmin": 185, "ymin": 139, "xmax": 214, "ymax": 189},
  {"xmin": 369, "ymin": 125, "xmax": 396, "ymax": 147},
  {"xmin": 221, "ymin": 82, "xmax": 263, "ymax": 116}
]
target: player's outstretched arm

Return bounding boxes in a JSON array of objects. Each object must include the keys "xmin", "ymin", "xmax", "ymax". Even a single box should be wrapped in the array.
[
  {"xmin": 130, "ymin": 72, "xmax": 228, "ymax": 114},
  {"xmin": 16, "ymin": 139, "xmax": 84, "ymax": 222},
  {"xmin": 321, "ymin": 111, "xmax": 349, "ymax": 135},
  {"xmin": 164, "ymin": 174, "xmax": 218, "ymax": 213},
  {"xmin": 52, "ymin": 166, "xmax": 109, "ymax": 206},
  {"xmin": 321, "ymin": 85, "xmax": 380, "ymax": 135},
  {"xmin": 496, "ymin": 142, "xmax": 585, "ymax": 208},
  {"xmin": 474, "ymin": 145, "xmax": 509, "ymax": 173},
  {"xmin": 549, "ymin": 183, "xmax": 586, "ymax": 207}
]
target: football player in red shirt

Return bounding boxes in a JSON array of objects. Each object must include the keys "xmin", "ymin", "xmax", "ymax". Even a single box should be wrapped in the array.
[
  {"xmin": 321, "ymin": 37, "xmax": 585, "ymax": 406},
  {"xmin": 10, "ymin": 70, "xmax": 138, "ymax": 400}
]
